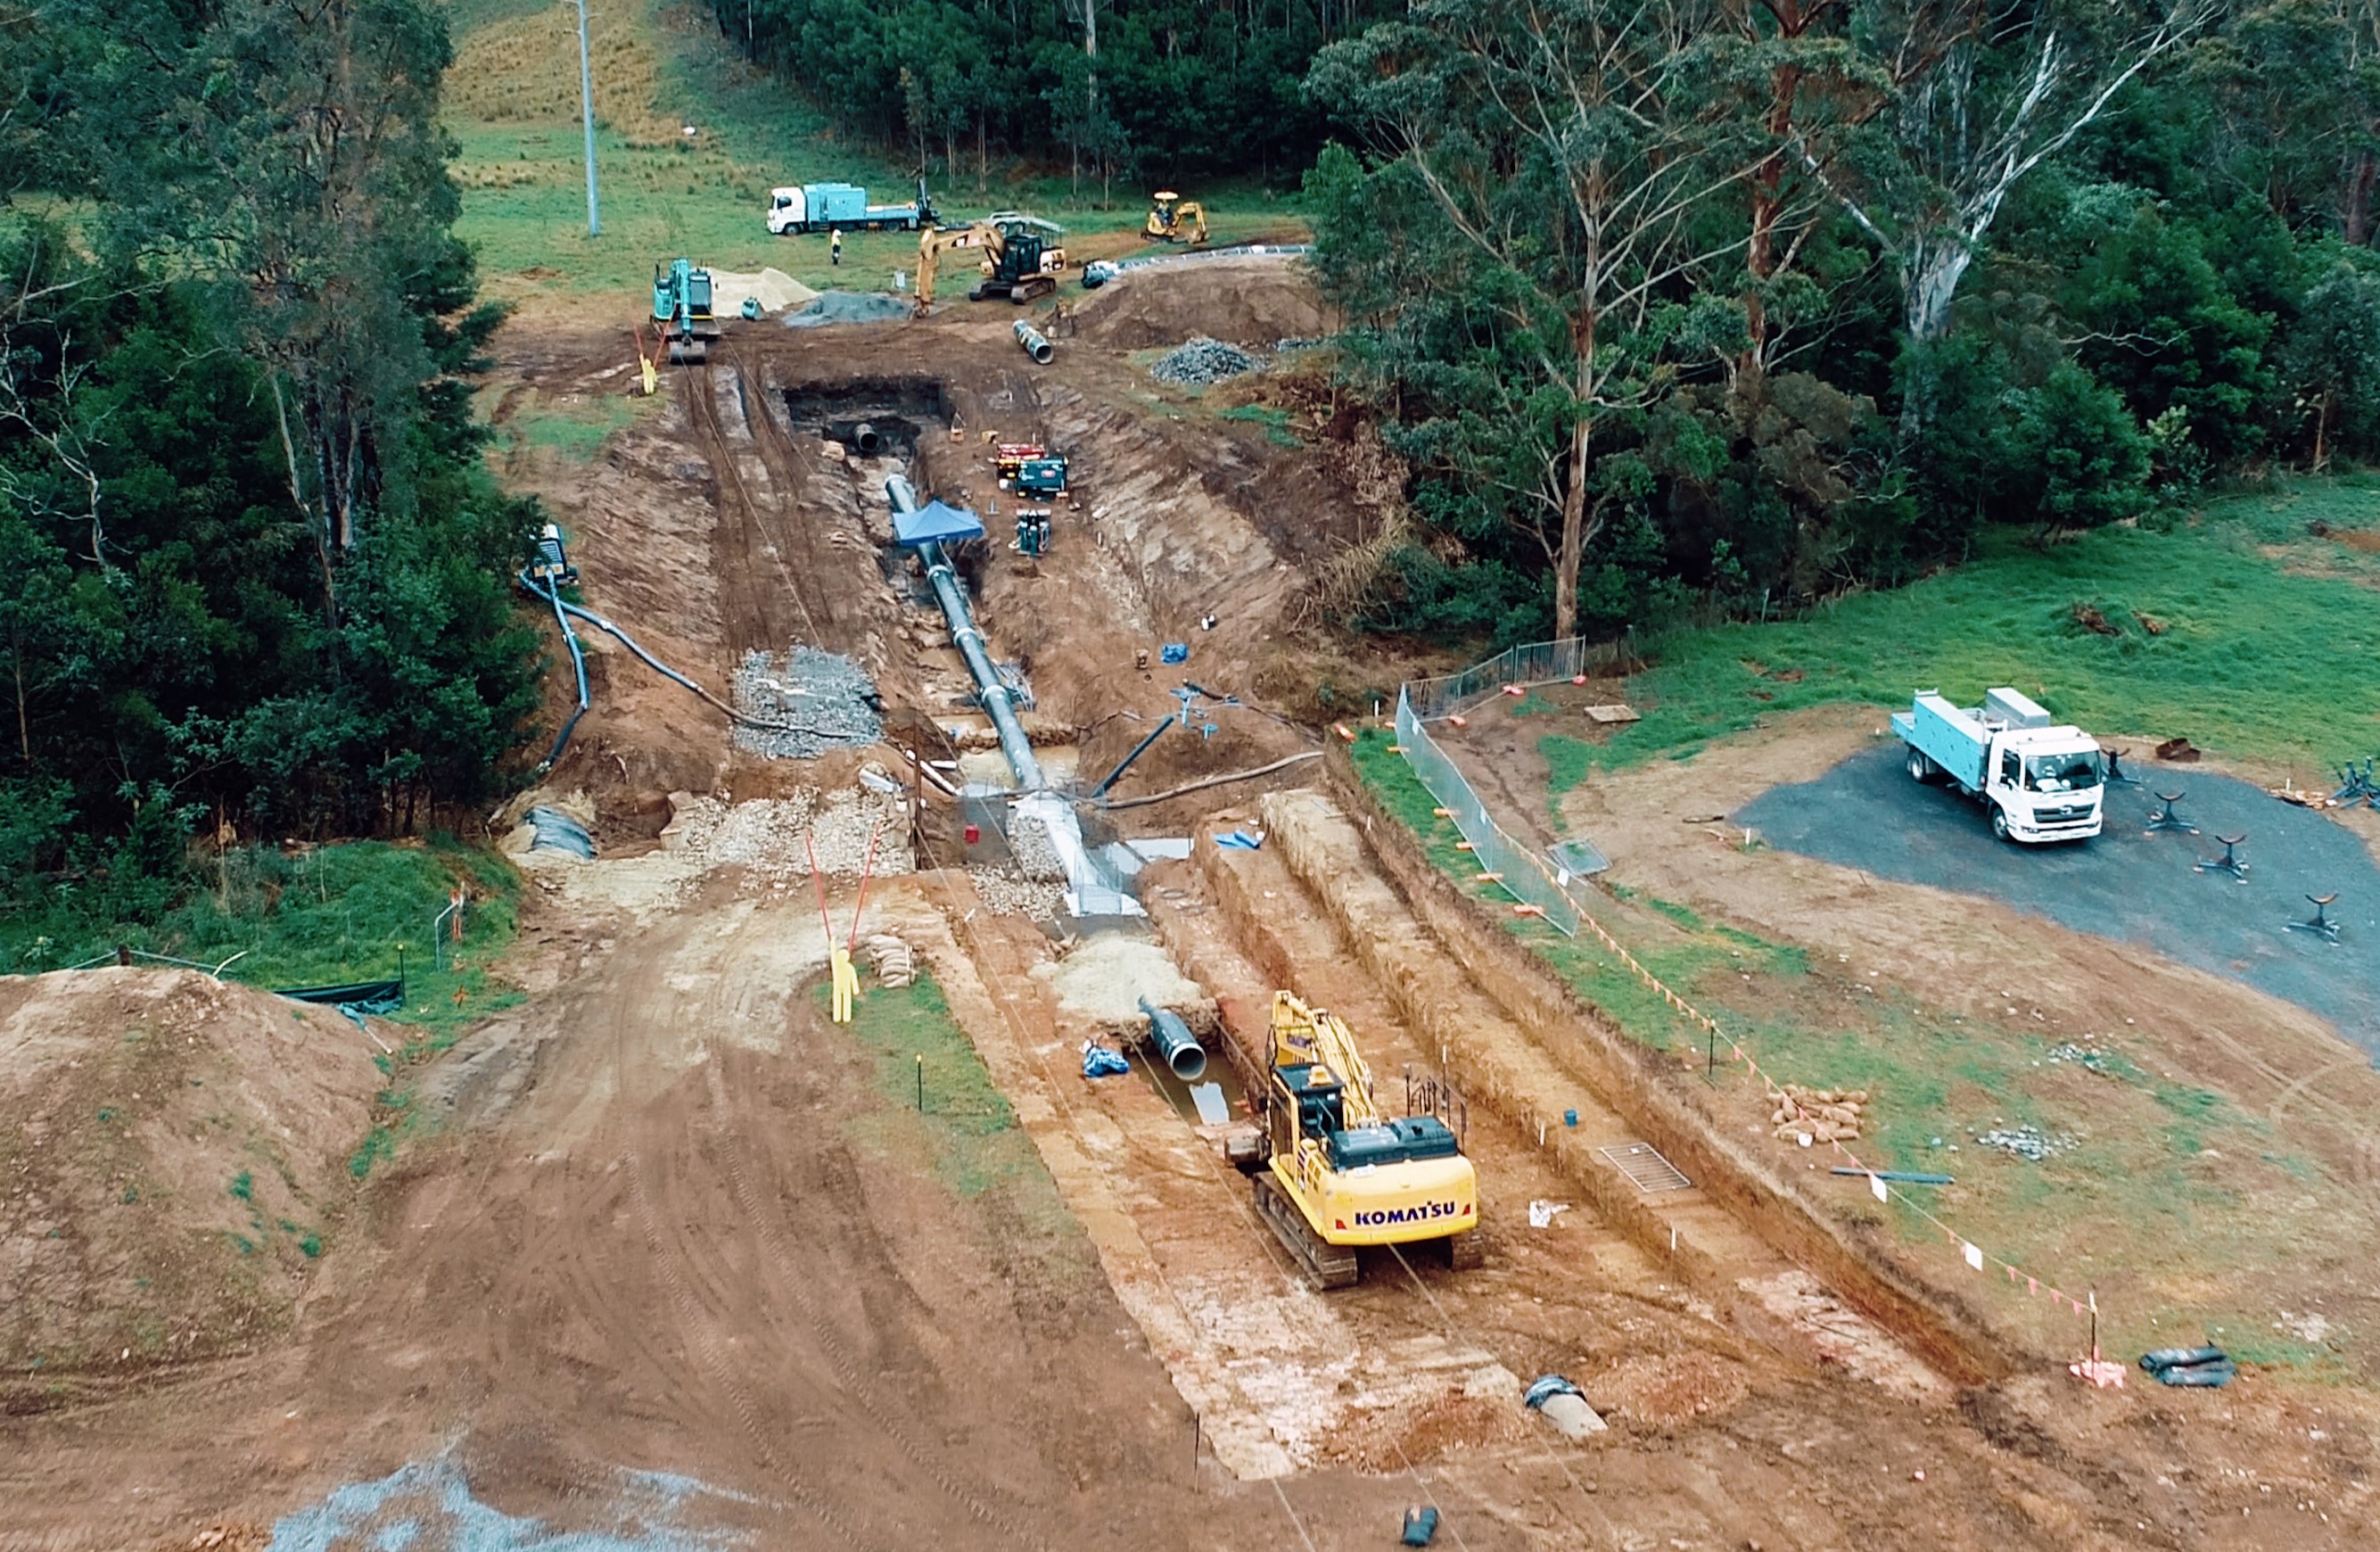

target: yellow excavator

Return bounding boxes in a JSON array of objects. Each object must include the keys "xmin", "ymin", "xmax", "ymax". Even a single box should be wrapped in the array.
[
  {"xmin": 1143, "ymin": 191, "xmax": 1208, "ymax": 245},
  {"xmin": 915, "ymin": 220, "xmax": 1066, "ymax": 310},
  {"xmin": 1248, "ymin": 990, "xmax": 1480, "ymax": 1288}
]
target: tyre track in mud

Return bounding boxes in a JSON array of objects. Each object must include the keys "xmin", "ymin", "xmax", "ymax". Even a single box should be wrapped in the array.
[
  {"xmin": 686, "ymin": 354, "xmax": 822, "ymax": 657},
  {"xmin": 697, "ymin": 1055, "xmax": 1051, "ymax": 1549}
]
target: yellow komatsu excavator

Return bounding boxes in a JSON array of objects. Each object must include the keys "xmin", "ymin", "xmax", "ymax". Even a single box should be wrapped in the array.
[
  {"xmin": 1143, "ymin": 191, "xmax": 1208, "ymax": 244},
  {"xmin": 915, "ymin": 220, "xmax": 1066, "ymax": 310},
  {"xmin": 1248, "ymin": 990, "xmax": 1480, "ymax": 1288}
]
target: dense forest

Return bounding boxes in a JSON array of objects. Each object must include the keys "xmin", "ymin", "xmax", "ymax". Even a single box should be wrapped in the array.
[
  {"xmin": 0, "ymin": 0, "xmax": 539, "ymax": 907},
  {"xmin": 1302, "ymin": 0, "xmax": 2380, "ymax": 641},
  {"xmin": 706, "ymin": 0, "xmax": 1400, "ymax": 188}
]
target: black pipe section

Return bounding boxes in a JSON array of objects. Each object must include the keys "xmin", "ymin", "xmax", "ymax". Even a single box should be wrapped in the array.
[
  {"xmin": 1091, "ymin": 714, "xmax": 1174, "ymax": 797},
  {"xmin": 852, "ymin": 421, "xmax": 884, "ymax": 455}
]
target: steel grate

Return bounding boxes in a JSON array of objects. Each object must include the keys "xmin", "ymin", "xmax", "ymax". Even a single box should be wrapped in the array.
[{"xmin": 1600, "ymin": 1142, "xmax": 1692, "ymax": 1193}]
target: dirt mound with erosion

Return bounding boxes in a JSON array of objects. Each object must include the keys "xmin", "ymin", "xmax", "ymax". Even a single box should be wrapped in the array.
[
  {"xmin": 1072, "ymin": 256, "xmax": 1330, "ymax": 350},
  {"xmin": 0, "ymin": 970, "xmax": 379, "ymax": 1405}
]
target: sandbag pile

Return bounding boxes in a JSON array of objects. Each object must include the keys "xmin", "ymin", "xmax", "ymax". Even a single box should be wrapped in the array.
[
  {"xmin": 1770, "ymin": 1084, "xmax": 1868, "ymax": 1143},
  {"xmin": 865, "ymin": 934, "xmax": 915, "ymax": 987}
]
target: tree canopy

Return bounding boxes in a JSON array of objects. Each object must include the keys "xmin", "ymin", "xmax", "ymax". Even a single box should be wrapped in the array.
[
  {"xmin": 1, "ymin": 0, "xmax": 540, "ymax": 914},
  {"xmin": 1302, "ymin": 0, "xmax": 2380, "ymax": 645}
]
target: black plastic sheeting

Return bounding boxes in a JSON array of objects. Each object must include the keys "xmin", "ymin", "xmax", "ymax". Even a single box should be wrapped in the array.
[{"xmin": 1739, "ymin": 744, "xmax": 2380, "ymax": 1055}]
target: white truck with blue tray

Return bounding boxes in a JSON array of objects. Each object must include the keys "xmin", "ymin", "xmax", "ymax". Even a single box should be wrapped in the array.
[
  {"xmin": 767, "ymin": 178, "xmax": 936, "ymax": 235},
  {"xmin": 1891, "ymin": 688, "xmax": 2107, "ymax": 843}
]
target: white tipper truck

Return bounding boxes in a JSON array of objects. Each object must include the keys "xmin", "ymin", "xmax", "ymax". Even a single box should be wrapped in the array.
[{"xmin": 1890, "ymin": 688, "xmax": 2107, "ymax": 843}]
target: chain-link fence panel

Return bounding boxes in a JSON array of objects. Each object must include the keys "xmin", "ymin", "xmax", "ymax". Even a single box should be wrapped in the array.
[{"xmin": 1395, "ymin": 689, "xmax": 1581, "ymax": 935}]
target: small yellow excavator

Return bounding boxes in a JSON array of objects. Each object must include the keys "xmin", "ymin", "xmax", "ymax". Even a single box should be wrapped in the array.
[
  {"xmin": 915, "ymin": 219, "xmax": 1066, "ymax": 310},
  {"xmin": 1248, "ymin": 990, "xmax": 1479, "ymax": 1288},
  {"xmin": 1143, "ymin": 191, "xmax": 1208, "ymax": 245}
]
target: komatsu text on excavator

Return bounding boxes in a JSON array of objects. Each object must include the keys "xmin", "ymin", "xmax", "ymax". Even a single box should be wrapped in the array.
[{"xmin": 1245, "ymin": 990, "xmax": 1480, "ymax": 1288}]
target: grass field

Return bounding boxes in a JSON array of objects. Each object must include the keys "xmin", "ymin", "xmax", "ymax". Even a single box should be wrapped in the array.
[
  {"xmin": 6, "ymin": 839, "xmax": 522, "ymax": 1045},
  {"xmin": 445, "ymin": 0, "xmax": 1309, "ymax": 304},
  {"xmin": 1547, "ymin": 478, "xmax": 2380, "ymax": 801},
  {"xmin": 832, "ymin": 974, "xmax": 1090, "ymax": 1270},
  {"xmin": 1349, "ymin": 726, "xmax": 2359, "ymax": 1368}
]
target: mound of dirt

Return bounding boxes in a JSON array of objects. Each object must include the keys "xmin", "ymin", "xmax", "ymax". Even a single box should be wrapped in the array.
[
  {"xmin": 706, "ymin": 268, "xmax": 819, "ymax": 317},
  {"xmin": 1074, "ymin": 257, "xmax": 1328, "ymax": 351},
  {"xmin": 0, "ymin": 970, "xmax": 381, "ymax": 1403}
]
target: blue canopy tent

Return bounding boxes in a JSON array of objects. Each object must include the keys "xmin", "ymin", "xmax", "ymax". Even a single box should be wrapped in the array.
[{"xmin": 894, "ymin": 499, "xmax": 984, "ymax": 548}]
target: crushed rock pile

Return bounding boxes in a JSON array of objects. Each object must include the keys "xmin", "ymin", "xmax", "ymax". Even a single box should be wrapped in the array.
[
  {"xmin": 1006, "ymin": 809, "xmax": 1067, "ymax": 882},
  {"xmin": 663, "ymin": 788, "xmax": 914, "ymax": 879},
  {"xmin": 781, "ymin": 291, "xmax": 913, "ymax": 328},
  {"xmin": 732, "ymin": 646, "xmax": 883, "ymax": 759},
  {"xmin": 971, "ymin": 871, "xmax": 1066, "ymax": 920},
  {"xmin": 0, "ymin": 970, "xmax": 382, "ymax": 1399},
  {"xmin": 1151, "ymin": 336, "xmax": 1262, "ymax": 385},
  {"xmin": 1974, "ymin": 1123, "xmax": 2074, "ymax": 1161}
]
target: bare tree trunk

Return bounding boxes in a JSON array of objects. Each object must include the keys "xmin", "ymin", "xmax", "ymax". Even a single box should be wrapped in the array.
[
  {"xmin": 1557, "ymin": 414, "xmax": 1590, "ymax": 640},
  {"xmin": 2346, "ymin": 148, "xmax": 2376, "ymax": 246},
  {"xmin": 12, "ymin": 644, "xmax": 28, "ymax": 768}
]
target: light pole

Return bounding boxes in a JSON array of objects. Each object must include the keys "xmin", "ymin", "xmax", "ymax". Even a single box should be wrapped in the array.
[{"xmin": 574, "ymin": 0, "xmax": 600, "ymax": 236}]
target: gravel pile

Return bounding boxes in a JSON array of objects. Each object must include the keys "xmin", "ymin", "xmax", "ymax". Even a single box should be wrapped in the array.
[
  {"xmin": 1973, "ymin": 1124, "xmax": 2075, "ymax": 1161},
  {"xmin": 664, "ymin": 788, "xmax": 912, "ymax": 878},
  {"xmin": 781, "ymin": 291, "xmax": 913, "ymax": 328},
  {"xmin": 1151, "ymin": 336, "xmax": 1262, "ymax": 385},
  {"xmin": 971, "ymin": 870, "xmax": 1067, "ymax": 920},
  {"xmin": 1007, "ymin": 810, "xmax": 1067, "ymax": 881},
  {"xmin": 732, "ymin": 647, "xmax": 883, "ymax": 758}
]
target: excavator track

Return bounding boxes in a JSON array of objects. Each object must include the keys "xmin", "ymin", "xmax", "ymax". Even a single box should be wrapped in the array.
[
  {"xmin": 1446, "ymin": 1226, "xmax": 1485, "ymax": 1270},
  {"xmin": 1254, "ymin": 1170, "xmax": 1359, "ymax": 1290}
]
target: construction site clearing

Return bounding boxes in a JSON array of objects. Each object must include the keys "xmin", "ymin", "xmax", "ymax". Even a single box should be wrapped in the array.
[{"xmin": 5, "ymin": 258, "xmax": 2378, "ymax": 1552}]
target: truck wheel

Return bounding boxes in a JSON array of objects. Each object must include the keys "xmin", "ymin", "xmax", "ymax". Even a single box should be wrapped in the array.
[
  {"xmin": 1906, "ymin": 748, "xmax": 1935, "ymax": 784},
  {"xmin": 1990, "ymin": 806, "xmax": 2012, "ymax": 842}
]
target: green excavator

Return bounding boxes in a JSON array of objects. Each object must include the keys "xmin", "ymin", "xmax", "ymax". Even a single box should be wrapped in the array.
[{"xmin": 652, "ymin": 259, "xmax": 722, "ymax": 365}]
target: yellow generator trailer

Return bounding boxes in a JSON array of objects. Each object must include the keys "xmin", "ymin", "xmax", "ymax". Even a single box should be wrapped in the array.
[{"xmin": 1250, "ymin": 990, "xmax": 1479, "ymax": 1287}]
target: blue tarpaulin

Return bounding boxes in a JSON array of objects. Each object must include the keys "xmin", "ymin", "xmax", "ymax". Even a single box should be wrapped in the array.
[
  {"xmin": 894, "ymin": 499, "xmax": 985, "ymax": 547},
  {"xmin": 1082, "ymin": 1043, "xmax": 1131, "ymax": 1077}
]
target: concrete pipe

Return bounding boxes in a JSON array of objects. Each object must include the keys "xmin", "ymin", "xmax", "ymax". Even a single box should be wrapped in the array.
[
  {"xmin": 1014, "ymin": 319, "xmax": 1054, "ymax": 365},
  {"xmin": 852, "ymin": 422, "xmax": 884, "ymax": 455},
  {"xmin": 1140, "ymin": 997, "xmax": 1207, "ymax": 1082}
]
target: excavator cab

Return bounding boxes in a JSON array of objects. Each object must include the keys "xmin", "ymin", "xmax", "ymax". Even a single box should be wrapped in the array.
[{"xmin": 1142, "ymin": 191, "xmax": 1208, "ymax": 245}]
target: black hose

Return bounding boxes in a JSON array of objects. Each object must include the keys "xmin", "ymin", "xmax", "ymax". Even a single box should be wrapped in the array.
[{"xmin": 514, "ymin": 574, "xmax": 830, "ymax": 737}]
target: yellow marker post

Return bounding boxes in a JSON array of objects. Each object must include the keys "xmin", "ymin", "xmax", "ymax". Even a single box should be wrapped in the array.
[{"xmin": 830, "ymin": 945, "xmax": 860, "ymax": 1023}]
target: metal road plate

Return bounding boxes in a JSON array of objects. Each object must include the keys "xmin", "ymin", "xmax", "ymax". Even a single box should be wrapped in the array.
[
  {"xmin": 1189, "ymin": 1083, "xmax": 1231, "ymax": 1126},
  {"xmin": 1599, "ymin": 1142, "xmax": 1692, "ymax": 1193}
]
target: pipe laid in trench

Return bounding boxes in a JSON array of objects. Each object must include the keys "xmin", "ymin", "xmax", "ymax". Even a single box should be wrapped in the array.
[
  {"xmin": 1140, "ymin": 996, "xmax": 1207, "ymax": 1081},
  {"xmin": 887, "ymin": 475, "xmax": 1045, "ymax": 791},
  {"xmin": 852, "ymin": 421, "xmax": 884, "ymax": 455},
  {"xmin": 1013, "ymin": 320, "xmax": 1053, "ymax": 365}
]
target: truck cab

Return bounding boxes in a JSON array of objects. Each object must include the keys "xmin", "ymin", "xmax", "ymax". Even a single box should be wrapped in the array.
[{"xmin": 1891, "ymin": 688, "xmax": 2105, "ymax": 843}]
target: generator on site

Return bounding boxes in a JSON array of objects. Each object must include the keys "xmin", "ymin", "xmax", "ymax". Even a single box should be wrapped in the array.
[{"xmin": 994, "ymin": 443, "xmax": 1069, "ymax": 497}]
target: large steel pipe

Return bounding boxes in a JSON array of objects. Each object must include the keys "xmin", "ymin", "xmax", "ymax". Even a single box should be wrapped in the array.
[
  {"xmin": 886, "ymin": 476, "xmax": 1046, "ymax": 792},
  {"xmin": 852, "ymin": 421, "xmax": 884, "ymax": 454},
  {"xmin": 1140, "ymin": 997, "xmax": 1207, "ymax": 1081},
  {"xmin": 1013, "ymin": 319, "xmax": 1053, "ymax": 365}
]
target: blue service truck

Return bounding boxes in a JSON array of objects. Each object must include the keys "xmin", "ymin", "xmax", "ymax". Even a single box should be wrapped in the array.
[
  {"xmin": 767, "ymin": 178, "xmax": 937, "ymax": 235},
  {"xmin": 1891, "ymin": 688, "xmax": 2107, "ymax": 843}
]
